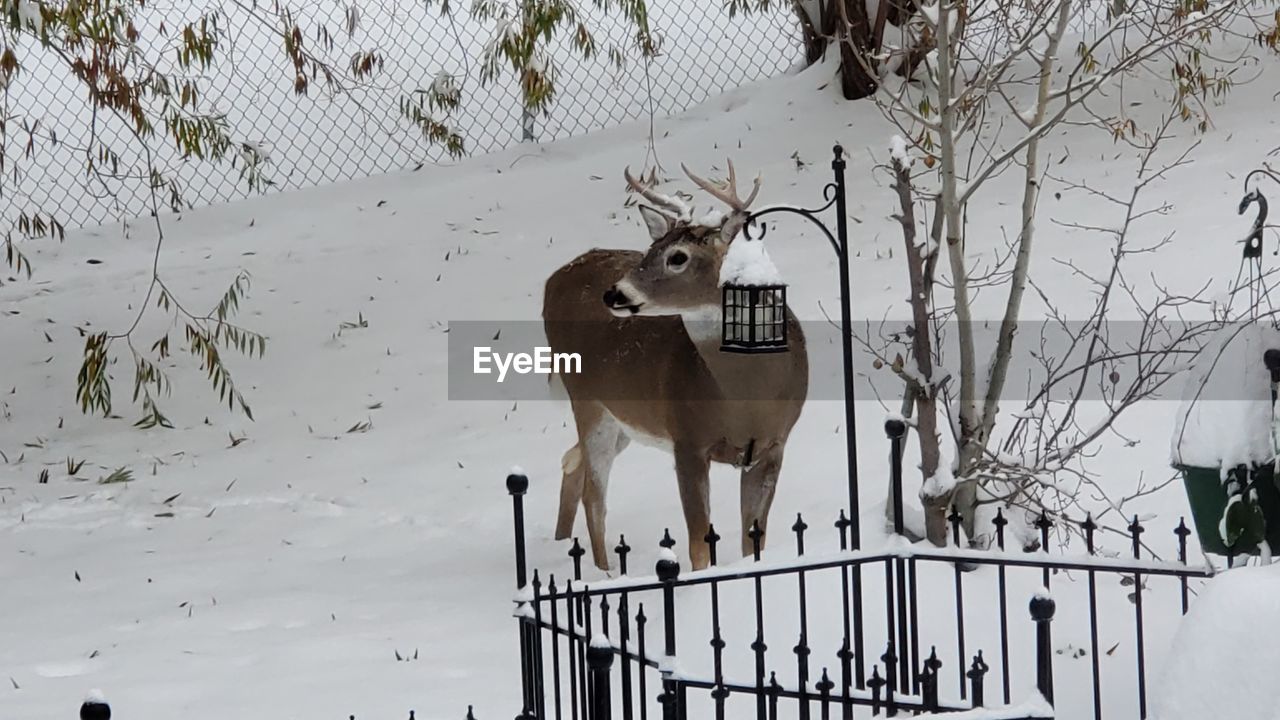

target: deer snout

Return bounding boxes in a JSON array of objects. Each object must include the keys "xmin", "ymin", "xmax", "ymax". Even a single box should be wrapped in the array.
[{"xmin": 603, "ymin": 285, "xmax": 642, "ymax": 316}]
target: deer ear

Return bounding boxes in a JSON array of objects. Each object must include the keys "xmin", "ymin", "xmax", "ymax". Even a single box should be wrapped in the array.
[{"xmin": 638, "ymin": 205, "xmax": 673, "ymax": 242}]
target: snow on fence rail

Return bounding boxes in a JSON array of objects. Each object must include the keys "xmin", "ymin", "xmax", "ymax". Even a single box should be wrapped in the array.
[
  {"xmin": 498, "ymin": 463, "xmax": 1215, "ymax": 720},
  {"xmin": 8, "ymin": 0, "xmax": 799, "ymax": 230}
]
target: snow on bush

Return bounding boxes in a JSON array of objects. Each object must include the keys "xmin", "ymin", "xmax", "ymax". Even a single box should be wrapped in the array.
[
  {"xmin": 889, "ymin": 135, "xmax": 914, "ymax": 167},
  {"xmin": 1148, "ymin": 564, "xmax": 1280, "ymax": 720},
  {"xmin": 719, "ymin": 238, "xmax": 783, "ymax": 286},
  {"xmin": 1170, "ymin": 323, "xmax": 1280, "ymax": 471}
]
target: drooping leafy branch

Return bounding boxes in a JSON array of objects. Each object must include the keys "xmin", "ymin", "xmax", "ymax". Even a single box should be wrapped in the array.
[
  {"xmin": 0, "ymin": 0, "xmax": 466, "ymax": 426},
  {"xmin": 435, "ymin": 0, "xmax": 659, "ymax": 118}
]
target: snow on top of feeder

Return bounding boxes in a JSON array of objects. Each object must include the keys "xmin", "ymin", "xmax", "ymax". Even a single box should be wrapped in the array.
[
  {"xmin": 1148, "ymin": 563, "xmax": 1280, "ymax": 720},
  {"xmin": 720, "ymin": 238, "xmax": 783, "ymax": 287},
  {"xmin": 1170, "ymin": 323, "xmax": 1280, "ymax": 470}
]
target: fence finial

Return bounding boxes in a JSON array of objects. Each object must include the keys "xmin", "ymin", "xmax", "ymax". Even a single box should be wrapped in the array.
[
  {"xmin": 992, "ymin": 507, "xmax": 1009, "ymax": 549},
  {"xmin": 967, "ymin": 651, "xmax": 988, "ymax": 707},
  {"xmin": 80, "ymin": 691, "xmax": 110, "ymax": 720},
  {"xmin": 506, "ymin": 468, "xmax": 529, "ymax": 496},
  {"xmin": 1128, "ymin": 514, "xmax": 1146, "ymax": 560},
  {"xmin": 792, "ymin": 513, "xmax": 808, "ymax": 556},
  {"xmin": 1082, "ymin": 513, "xmax": 1098, "ymax": 555},
  {"xmin": 748, "ymin": 519, "xmax": 765, "ymax": 561},
  {"xmin": 704, "ymin": 524, "xmax": 722, "ymax": 566},
  {"xmin": 615, "ymin": 534, "xmax": 632, "ymax": 575},
  {"xmin": 568, "ymin": 538, "xmax": 585, "ymax": 581}
]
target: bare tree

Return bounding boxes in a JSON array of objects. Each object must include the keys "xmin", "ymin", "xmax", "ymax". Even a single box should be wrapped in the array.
[{"xmin": 864, "ymin": 0, "xmax": 1280, "ymax": 546}]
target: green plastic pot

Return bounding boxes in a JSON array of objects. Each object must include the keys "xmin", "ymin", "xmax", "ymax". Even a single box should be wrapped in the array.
[{"xmin": 1176, "ymin": 462, "xmax": 1280, "ymax": 555}]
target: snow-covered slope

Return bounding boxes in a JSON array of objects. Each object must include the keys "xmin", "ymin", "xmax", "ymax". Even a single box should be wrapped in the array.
[{"xmin": 2, "ymin": 48, "xmax": 1278, "ymax": 719}]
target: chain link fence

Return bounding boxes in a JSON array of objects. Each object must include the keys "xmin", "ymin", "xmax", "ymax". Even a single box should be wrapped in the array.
[{"xmin": 5, "ymin": 0, "xmax": 800, "ymax": 230}]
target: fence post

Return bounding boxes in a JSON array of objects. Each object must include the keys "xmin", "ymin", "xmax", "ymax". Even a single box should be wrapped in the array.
[
  {"xmin": 657, "ymin": 532, "xmax": 682, "ymax": 720},
  {"xmin": 1031, "ymin": 592, "xmax": 1055, "ymax": 707},
  {"xmin": 768, "ymin": 672, "xmax": 782, "ymax": 720},
  {"xmin": 533, "ymin": 572, "xmax": 548, "ymax": 719},
  {"xmin": 921, "ymin": 647, "xmax": 941, "ymax": 712},
  {"xmin": 614, "ymin": 537, "xmax": 634, "ymax": 720},
  {"xmin": 570, "ymin": 539, "xmax": 585, "ymax": 582},
  {"xmin": 750, "ymin": 520, "xmax": 768, "ymax": 720},
  {"xmin": 882, "ymin": 643, "xmax": 898, "ymax": 718},
  {"xmin": 867, "ymin": 666, "xmax": 885, "ymax": 715},
  {"xmin": 794, "ymin": 513, "xmax": 811, "ymax": 720},
  {"xmin": 508, "ymin": 469, "xmax": 535, "ymax": 720},
  {"xmin": 966, "ymin": 652, "xmax": 987, "ymax": 708},
  {"xmin": 817, "ymin": 668, "xmax": 834, "ymax": 720},
  {"xmin": 588, "ymin": 633, "xmax": 615, "ymax": 720},
  {"xmin": 1129, "ymin": 514, "xmax": 1147, "ymax": 719},
  {"xmin": 706, "ymin": 525, "xmax": 728, "ymax": 720},
  {"xmin": 992, "ymin": 509, "xmax": 1011, "ymax": 705},
  {"xmin": 885, "ymin": 418, "xmax": 906, "ymax": 536},
  {"xmin": 508, "ymin": 469, "xmax": 530, "ymax": 586},
  {"xmin": 636, "ymin": 604, "xmax": 648, "ymax": 720},
  {"xmin": 1175, "ymin": 518, "xmax": 1192, "ymax": 614}
]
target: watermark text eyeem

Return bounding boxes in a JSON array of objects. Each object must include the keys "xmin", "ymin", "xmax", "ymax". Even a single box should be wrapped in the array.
[{"xmin": 473, "ymin": 346, "xmax": 581, "ymax": 382}]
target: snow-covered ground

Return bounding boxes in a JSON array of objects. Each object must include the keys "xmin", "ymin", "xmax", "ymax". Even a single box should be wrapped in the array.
[
  {"xmin": 2, "ymin": 35, "xmax": 1279, "ymax": 720},
  {"xmin": 1149, "ymin": 562, "xmax": 1280, "ymax": 720}
]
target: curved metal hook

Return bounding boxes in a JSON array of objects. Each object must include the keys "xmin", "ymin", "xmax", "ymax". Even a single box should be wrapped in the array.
[
  {"xmin": 1239, "ymin": 189, "xmax": 1268, "ymax": 259},
  {"xmin": 741, "ymin": 215, "xmax": 770, "ymax": 241},
  {"xmin": 739, "ymin": 183, "xmax": 845, "ymax": 256},
  {"xmin": 741, "ymin": 205, "xmax": 841, "ymax": 257},
  {"xmin": 1244, "ymin": 167, "xmax": 1280, "ymax": 195}
]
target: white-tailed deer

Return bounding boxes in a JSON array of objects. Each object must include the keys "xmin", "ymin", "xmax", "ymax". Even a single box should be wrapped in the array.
[{"xmin": 542, "ymin": 161, "xmax": 809, "ymax": 572}]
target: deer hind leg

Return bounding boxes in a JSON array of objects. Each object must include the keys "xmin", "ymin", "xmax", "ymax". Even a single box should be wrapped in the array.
[
  {"xmin": 674, "ymin": 443, "xmax": 713, "ymax": 571},
  {"xmin": 556, "ymin": 432, "xmax": 630, "ymax": 542},
  {"xmin": 555, "ymin": 444, "xmax": 584, "ymax": 541},
  {"xmin": 740, "ymin": 444, "xmax": 784, "ymax": 559},
  {"xmin": 573, "ymin": 402, "xmax": 626, "ymax": 571}
]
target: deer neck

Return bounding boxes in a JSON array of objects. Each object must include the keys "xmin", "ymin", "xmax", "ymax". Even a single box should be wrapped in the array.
[{"xmin": 678, "ymin": 305, "xmax": 726, "ymax": 368}]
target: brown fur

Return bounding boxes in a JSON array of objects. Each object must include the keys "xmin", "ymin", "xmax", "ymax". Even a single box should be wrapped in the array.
[{"xmin": 542, "ymin": 225, "xmax": 809, "ymax": 571}]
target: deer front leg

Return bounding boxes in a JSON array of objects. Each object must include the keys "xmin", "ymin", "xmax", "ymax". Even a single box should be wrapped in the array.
[
  {"xmin": 580, "ymin": 415, "xmax": 628, "ymax": 572},
  {"xmin": 740, "ymin": 444, "xmax": 783, "ymax": 558},
  {"xmin": 673, "ymin": 443, "xmax": 713, "ymax": 571}
]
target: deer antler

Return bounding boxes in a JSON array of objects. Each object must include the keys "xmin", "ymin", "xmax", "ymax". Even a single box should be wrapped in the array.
[
  {"xmin": 623, "ymin": 166, "xmax": 693, "ymax": 221},
  {"xmin": 681, "ymin": 159, "xmax": 762, "ymax": 213}
]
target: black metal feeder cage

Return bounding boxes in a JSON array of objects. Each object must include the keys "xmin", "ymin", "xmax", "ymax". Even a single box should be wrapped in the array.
[{"xmin": 720, "ymin": 282, "xmax": 788, "ymax": 353}]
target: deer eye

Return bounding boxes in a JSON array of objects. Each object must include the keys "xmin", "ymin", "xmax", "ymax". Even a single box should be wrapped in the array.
[{"xmin": 667, "ymin": 250, "xmax": 689, "ymax": 269}]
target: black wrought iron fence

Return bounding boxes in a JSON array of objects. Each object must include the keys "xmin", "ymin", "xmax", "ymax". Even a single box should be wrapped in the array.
[{"xmin": 501, "ymin": 429, "xmax": 1215, "ymax": 720}]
